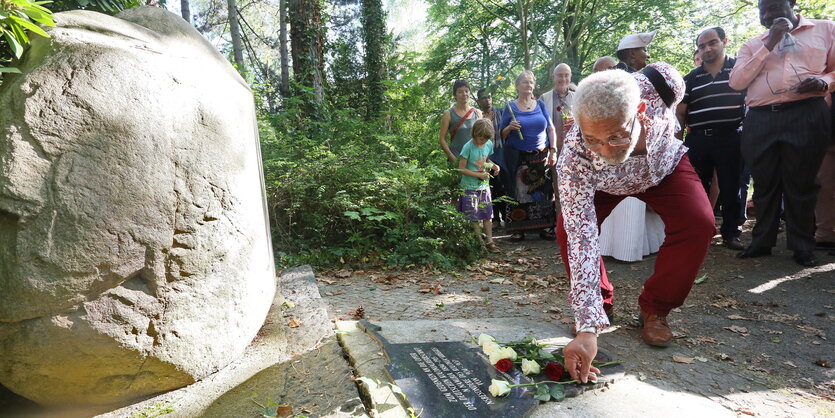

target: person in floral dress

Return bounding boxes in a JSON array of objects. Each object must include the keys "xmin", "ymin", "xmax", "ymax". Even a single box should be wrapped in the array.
[{"xmin": 556, "ymin": 64, "xmax": 715, "ymax": 383}]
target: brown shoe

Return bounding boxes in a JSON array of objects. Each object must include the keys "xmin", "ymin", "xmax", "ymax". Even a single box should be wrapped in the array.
[{"xmin": 639, "ymin": 311, "xmax": 672, "ymax": 347}]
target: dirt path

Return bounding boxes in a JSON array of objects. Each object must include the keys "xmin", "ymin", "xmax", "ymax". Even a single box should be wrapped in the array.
[{"xmin": 319, "ymin": 224, "xmax": 835, "ymax": 416}]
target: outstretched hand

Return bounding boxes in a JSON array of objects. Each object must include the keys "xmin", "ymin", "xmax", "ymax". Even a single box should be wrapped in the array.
[{"xmin": 563, "ymin": 332, "xmax": 601, "ymax": 383}]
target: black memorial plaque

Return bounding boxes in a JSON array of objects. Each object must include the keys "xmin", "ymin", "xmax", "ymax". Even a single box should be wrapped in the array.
[
  {"xmin": 358, "ymin": 320, "xmax": 624, "ymax": 418},
  {"xmin": 384, "ymin": 342, "xmax": 539, "ymax": 418}
]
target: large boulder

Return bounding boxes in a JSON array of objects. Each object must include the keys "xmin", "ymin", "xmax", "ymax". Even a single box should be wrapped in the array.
[{"xmin": 0, "ymin": 7, "xmax": 277, "ymax": 406}]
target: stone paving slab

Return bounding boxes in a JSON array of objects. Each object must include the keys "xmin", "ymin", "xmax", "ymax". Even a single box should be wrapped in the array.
[{"xmin": 337, "ymin": 318, "xmax": 734, "ymax": 417}]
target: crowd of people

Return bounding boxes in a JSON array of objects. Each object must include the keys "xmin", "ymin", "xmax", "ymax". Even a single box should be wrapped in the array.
[{"xmin": 440, "ymin": 0, "xmax": 833, "ymax": 383}]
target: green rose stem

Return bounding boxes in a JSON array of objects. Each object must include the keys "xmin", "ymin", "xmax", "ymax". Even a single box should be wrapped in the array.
[
  {"xmin": 506, "ymin": 105, "xmax": 525, "ymax": 141},
  {"xmin": 507, "ymin": 380, "xmax": 581, "ymax": 389}
]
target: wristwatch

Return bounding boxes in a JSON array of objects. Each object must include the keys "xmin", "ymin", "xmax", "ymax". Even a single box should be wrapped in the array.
[
  {"xmin": 577, "ymin": 326, "xmax": 600, "ymax": 335},
  {"xmin": 820, "ymin": 79, "xmax": 829, "ymax": 92}
]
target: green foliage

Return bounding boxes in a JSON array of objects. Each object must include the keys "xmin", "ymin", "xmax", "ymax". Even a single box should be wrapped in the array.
[
  {"xmin": 0, "ymin": 0, "xmax": 54, "ymax": 72},
  {"xmin": 262, "ymin": 57, "xmax": 482, "ymax": 269},
  {"xmin": 360, "ymin": 0, "xmax": 387, "ymax": 119},
  {"xmin": 46, "ymin": 0, "xmax": 144, "ymax": 14}
]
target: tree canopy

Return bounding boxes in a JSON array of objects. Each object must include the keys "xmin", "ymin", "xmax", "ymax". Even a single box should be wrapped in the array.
[{"xmin": 3, "ymin": 0, "xmax": 833, "ymax": 268}]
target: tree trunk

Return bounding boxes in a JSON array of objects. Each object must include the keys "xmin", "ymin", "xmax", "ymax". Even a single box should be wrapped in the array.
[
  {"xmin": 289, "ymin": 0, "xmax": 325, "ymax": 116},
  {"xmin": 180, "ymin": 0, "xmax": 190, "ymax": 23},
  {"xmin": 360, "ymin": 0, "xmax": 386, "ymax": 119},
  {"xmin": 279, "ymin": 0, "xmax": 290, "ymax": 97},
  {"xmin": 226, "ymin": 0, "xmax": 245, "ymax": 68}
]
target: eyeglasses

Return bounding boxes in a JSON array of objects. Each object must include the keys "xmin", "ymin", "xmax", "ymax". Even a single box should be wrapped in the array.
[
  {"xmin": 766, "ymin": 64, "xmax": 802, "ymax": 95},
  {"xmin": 580, "ymin": 114, "xmax": 637, "ymax": 150}
]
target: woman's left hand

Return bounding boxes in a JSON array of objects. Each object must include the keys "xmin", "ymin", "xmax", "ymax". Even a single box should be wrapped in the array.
[{"xmin": 547, "ymin": 149, "xmax": 558, "ymax": 166}]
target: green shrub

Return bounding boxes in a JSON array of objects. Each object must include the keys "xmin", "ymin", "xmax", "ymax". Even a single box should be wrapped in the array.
[{"xmin": 262, "ymin": 83, "xmax": 482, "ymax": 269}]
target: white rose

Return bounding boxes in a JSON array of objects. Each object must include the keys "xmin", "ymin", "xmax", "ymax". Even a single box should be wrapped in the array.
[
  {"xmin": 488, "ymin": 379, "xmax": 512, "ymax": 397},
  {"xmin": 477, "ymin": 333, "xmax": 495, "ymax": 347},
  {"xmin": 501, "ymin": 347, "xmax": 518, "ymax": 361},
  {"xmin": 521, "ymin": 359, "xmax": 541, "ymax": 375},
  {"xmin": 483, "ymin": 342, "xmax": 501, "ymax": 356},
  {"xmin": 489, "ymin": 346, "xmax": 517, "ymax": 364}
]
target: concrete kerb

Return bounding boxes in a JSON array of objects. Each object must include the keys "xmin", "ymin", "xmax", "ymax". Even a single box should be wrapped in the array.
[{"xmin": 336, "ymin": 321, "xmax": 411, "ymax": 418}]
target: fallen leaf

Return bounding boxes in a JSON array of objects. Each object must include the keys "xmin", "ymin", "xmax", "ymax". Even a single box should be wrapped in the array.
[
  {"xmin": 318, "ymin": 278, "xmax": 335, "ymax": 285},
  {"xmin": 288, "ymin": 318, "xmax": 302, "ymax": 328},
  {"xmin": 695, "ymin": 336, "xmax": 718, "ymax": 344},
  {"xmin": 735, "ymin": 408, "xmax": 755, "ymax": 416},
  {"xmin": 335, "ymin": 269, "xmax": 352, "ymax": 278},
  {"xmin": 672, "ymin": 356, "xmax": 694, "ymax": 364},
  {"xmin": 726, "ymin": 314, "xmax": 753, "ymax": 321},
  {"xmin": 324, "ymin": 290, "xmax": 345, "ymax": 296},
  {"xmin": 277, "ymin": 404, "xmax": 293, "ymax": 418},
  {"xmin": 695, "ymin": 357, "xmax": 708, "ymax": 363},
  {"xmin": 418, "ymin": 288, "xmax": 431, "ymax": 293},
  {"xmin": 432, "ymin": 281, "xmax": 443, "ymax": 295},
  {"xmin": 783, "ymin": 361, "xmax": 797, "ymax": 368},
  {"xmin": 724, "ymin": 325, "xmax": 749, "ymax": 335},
  {"xmin": 814, "ymin": 359, "xmax": 832, "ymax": 368}
]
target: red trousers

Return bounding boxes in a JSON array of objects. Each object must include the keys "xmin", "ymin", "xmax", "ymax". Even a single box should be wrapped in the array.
[{"xmin": 557, "ymin": 155, "xmax": 715, "ymax": 316}]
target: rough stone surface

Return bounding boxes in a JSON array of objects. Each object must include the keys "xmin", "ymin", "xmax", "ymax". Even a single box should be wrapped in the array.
[{"xmin": 0, "ymin": 7, "xmax": 275, "ymax": 406}]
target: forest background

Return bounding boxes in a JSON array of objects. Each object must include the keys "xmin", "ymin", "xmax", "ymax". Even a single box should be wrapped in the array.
[{"xmin": 2, "ymin": 0, "xmax": 833, "ymax": 269}]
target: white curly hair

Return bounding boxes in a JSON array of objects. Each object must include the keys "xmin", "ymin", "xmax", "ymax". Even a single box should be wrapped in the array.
[{"xmin": 573, "ymin": 69, "xmax": 640, "ymax": 123}]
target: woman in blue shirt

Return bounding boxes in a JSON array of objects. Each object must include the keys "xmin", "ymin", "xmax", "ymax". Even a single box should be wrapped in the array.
[{"xmin": 499, "ymin": 70, "xmax": 558, "ymax": 241}]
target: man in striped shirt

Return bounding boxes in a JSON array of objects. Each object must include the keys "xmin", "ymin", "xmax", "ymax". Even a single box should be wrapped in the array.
[{"xmin": 676, "ymin": 27, "xmax": 747, "ymax": 250}]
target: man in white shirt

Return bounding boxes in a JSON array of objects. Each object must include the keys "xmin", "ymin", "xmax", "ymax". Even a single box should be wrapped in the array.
[{"xmin": 540, "ymin": 63, "xmax": 575, "ymax": 154}]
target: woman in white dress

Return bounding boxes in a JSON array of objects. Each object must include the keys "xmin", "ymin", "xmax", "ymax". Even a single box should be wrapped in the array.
[{"xmin": 599, "ymin": 198, "xmax": 665, "ymax": 262}]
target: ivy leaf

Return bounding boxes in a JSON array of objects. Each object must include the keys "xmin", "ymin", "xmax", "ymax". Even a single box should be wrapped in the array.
[
  {"xmin": 357, "ymin": 376, "xmax": 379, "ymax": 392},
  {"xmin": 550, "ymin": 384, "xmax": 565, "ymax": 402},
  {"xmin": 533, "ymin": 383, "xmax": 551, "ymax": 402}
]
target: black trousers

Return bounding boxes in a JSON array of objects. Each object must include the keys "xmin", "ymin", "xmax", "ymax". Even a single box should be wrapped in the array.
[
  {"xmin": 741, "ymin": 97, "xmax": 831, "ymax": 252},
  {"xmin": 686, "ymin": 130, "xmax": 743, "ymax": 238}
]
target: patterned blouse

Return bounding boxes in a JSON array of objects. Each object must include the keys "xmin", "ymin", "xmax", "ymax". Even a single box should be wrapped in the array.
[{"xmin": 556, "ymin": 63, "xmax": 687, "ymax": 331}]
